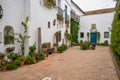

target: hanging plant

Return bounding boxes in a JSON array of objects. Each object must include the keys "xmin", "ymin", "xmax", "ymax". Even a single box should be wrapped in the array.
[
  {"xmin": 57, "ymin": 14, "xmax": 64, "ymax": 22},
  {"xmin": 44, "ymin": 0, "xmax": 56, "ymax": 9}
]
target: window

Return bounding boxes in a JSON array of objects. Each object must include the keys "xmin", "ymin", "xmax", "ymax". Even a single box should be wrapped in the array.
[
  {"xmin": 58, "ymin": 0, "xmax": 61, "ymax": 7},
  {"xmin": 80, "ymin": 32, "xmax": 84, "ymax": 38},
  {"xmin": 4, "ymin": 26, "xmax": 14, "ymax": 45},
  {"xmin": 104, "ymin": 32, "xmax": 109, "ymax": 38},
  {"xmin": 65, "ymin": 5, "xmax": 67, "ymax": 20},
  {"xmin": 48, "ymin": 22, "xmax": 50, "ymax": 28}
]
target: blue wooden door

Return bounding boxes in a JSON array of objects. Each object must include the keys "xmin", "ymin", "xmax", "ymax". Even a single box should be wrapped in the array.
[{"xmin": 90, "ymin": 33, "xmax": 97, "ymax": 44}]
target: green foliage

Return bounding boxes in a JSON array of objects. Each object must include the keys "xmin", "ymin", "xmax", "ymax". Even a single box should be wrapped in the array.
[
  {"xmin": 111, "ymin": 5, "xmax": 120, "ymax": 54},
  {"xmin": 100, "ymin": 40, "xmax": 109, "ymax": 46},
  {"xmin": 65, "ymin": 32, "xmax": 72, "ymax": 41},
  {"xmin": 7, "ymin": 52, "xmax": 20, "ymax": 60},
  {"xmin": 80, "ymin": 42, "xmax": 90, "ymax": 50},
  {"xmin": 36, "ymin": 53, "xmax": 45, "ymax": 62},
  {"xmin": 29, "ymin": 44, "xmax": 36, "ymax": 53},
  {"xmin": 26, "ymin": 55, "xmax": 34, "ymax": 64},
  {"xmin": 18, "ymin": 55, "xmax": 25, "ymax": 61},
  {"xmin": 14, "ymin": 17, "xmax": 30, "ymax": 55},
  {"xmin": 12, "ymin": 59, "xmax": 21, "ymax": 66},
  {"xmin": 71, "ymin": 42, "xmax": 79, "ymax": 46},
  {"xmin": 0, "ymin": 53, "xmax": 4, "ymax": 59},
  {"xmin": 70, "ymin": 18, "xmax": 79, "ymax": 43},
  {"xmin": 57, "ymin": 46, "xmax": 64, "ymax": 53},
  {"xmin": 57, "ymin": 44, "xmax": 67, "ymax": 53},
  {"xmin": 7, "ymin": 63, "xmax": 18, "ymax": 70},
  {"xmin": 79, "ymin": 40, "xmax": 83, "ymax": 45},
  {"xmin": 1, "ymin": 60, "xmax": 7, "ymax": 66},
  {"xmin": 104, "ymin": 40, "xmax": 109, "ymax": 46},
  {"xmin": 44, "ymin": 0, "xmax": 56, "ymax": 9}
]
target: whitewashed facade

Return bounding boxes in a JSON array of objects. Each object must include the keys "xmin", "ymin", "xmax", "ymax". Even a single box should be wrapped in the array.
[
  {"xmin": 0, "ymin": 0, "xmax": 84, "ymax": 54},
  {"xmin": 79, "ymin": 8, "xmax": 114, "ymax": 44}
]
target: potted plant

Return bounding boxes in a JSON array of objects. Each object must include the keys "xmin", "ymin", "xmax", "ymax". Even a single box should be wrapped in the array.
[
  {"xmin": 19, "ymin": 55, "xmax": 25, "ymax": 66},
  {"xmin": 53, "ymin": 43, "xmax": 58, "ymax": 53},
  {"xmin": 0, "ymin": 53, "xmax": 4, "ymax": 62},
  {"xmin": 1, "ymin": 60, "xmax": 8, "ymax": 71},
  {"xmin": 44, "ymin": 0, "xmax": 56, "ymax": 9}
]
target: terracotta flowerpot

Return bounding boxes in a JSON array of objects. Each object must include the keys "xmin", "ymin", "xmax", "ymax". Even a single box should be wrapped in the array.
[
  {"xmin": 1, "ymin": 66, "xmax": 7, "ymax": 71},
  {"xmin": 32, "ymin": 57, "xmax": 36, "ymax": 63},
  {"xmin": 54, "ymin": 46, "xmax": 57, "ymax": 53},
  {"xmin": 20, "ymin": 61, "xmax": 25, "ymax": 66}
]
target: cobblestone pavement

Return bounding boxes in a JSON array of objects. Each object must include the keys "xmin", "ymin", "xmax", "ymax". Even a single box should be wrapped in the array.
[{"xmin": 0, "ymin": 46, "xmax": 119, "ymax": 80}]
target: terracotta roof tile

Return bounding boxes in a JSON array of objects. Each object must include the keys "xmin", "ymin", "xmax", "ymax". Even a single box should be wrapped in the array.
[{"xmin": 85, "ymin": 8, "xmax": 115, "ymax": 15}]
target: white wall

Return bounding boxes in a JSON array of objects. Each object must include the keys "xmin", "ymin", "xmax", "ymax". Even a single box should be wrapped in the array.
[
  {"xmin": 28, "ymin": 0, "xmax": 71, "ymax": 50},
  {"xmin": 28, "ymin": 0, "xmax": 57, "ymax": 49},
  {"xmin": 0, "ymin": 0, "xmax": 25, "ymax": 53},
  {"xmin": 71, "ymin": 2, "xmax": 84, "ymax": 16},
  {"xmin": 79, "ymin": 12, "xmax": 114, "ymax": 44}
]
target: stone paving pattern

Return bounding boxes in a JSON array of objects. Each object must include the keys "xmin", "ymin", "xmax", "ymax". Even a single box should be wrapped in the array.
[{"xmin": 0, "ymin": 46, "xmax": 119, "ymax": 80}]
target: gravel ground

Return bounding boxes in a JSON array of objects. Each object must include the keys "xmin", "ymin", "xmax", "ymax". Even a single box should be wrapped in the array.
[{"xmin": 0, "ymin": 46, "xmax": 119, "ymax": 80}]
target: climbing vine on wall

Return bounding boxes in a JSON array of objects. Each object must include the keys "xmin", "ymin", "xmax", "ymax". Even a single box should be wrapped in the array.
[
  {"xmin": 111, "ymin": 3, "xmax": 120, "ymax": 55},
  {"xmin": 70, "ymin": 18, "xmax": 79, "ymax": 43}
]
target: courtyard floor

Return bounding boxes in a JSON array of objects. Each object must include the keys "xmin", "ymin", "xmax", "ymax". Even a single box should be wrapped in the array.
[{"xmin": 0, "ymin": 46, "xmax": 119, "ymax": 80}]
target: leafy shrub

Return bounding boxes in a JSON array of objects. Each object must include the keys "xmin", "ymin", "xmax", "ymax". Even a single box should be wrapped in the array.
[
  {"xmin": 25, "ymin": 55, "xmax": 34, "ymax": 64},
  {"xmin": 36, "ymin": 53, "xmax": 45, "ymax": 62},
  {"xmin": 29, "ymin": 45, "xmax": 36, "ymax": 53},
  {"xmin": 104, "ymin": 40, "xmax": 109, "ymax": 46},
  {"xmin": 7, "ymin": 63, "xmax": 18, "ymax": 70},
  {"xmin": 71, "ymin": 42, "xmax": 79, "ymax": 46},
  {"xmin": 100, "ymin": 40, "xmax": 109, "ymax": 46},
  {"xmin": 57, "ymin": 44, "xmax": 67, "ymax": 53},
  {"xmin": 1, "ymin": 60, "xmax": 8, "ymax": 66},
  {"xmin": 80, "ymin": 40, "xmax": 83, "ymax": 44},
  {"xmin": 7, "ymin": 52, "xmax": 20, "ymax": 61},
  {"xmin": 12, "ymin": 59, "xmax": 21, "ymax": 66},
  {"xmin": 18, "ymin": 55, "xmax": 25, "ymax": 61},
  {"xmin": 100, "ymin": 43, "xmax": 105, "ymax": 46},
  {"xmin": 80, "ymin": 42, "xmax": 90, "ymax": 50},
  {"xmin": 111, "ymin": 5, "xmax": 120, "ymax": 55},
  {"xmin": 61, "ymin": 44, "xmax": 67, "ymax": 51},
  {"xmin": 57, "ymin": 46, "xmax": 64, "ymax": 53}
]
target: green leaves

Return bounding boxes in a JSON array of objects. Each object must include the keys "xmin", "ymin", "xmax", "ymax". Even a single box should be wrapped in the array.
[
  {"xmin": 111, "ymin": 5, "xmax": 120, "ymax": 55},
  {"xmin": 14, "ymin": 17, "xmax": 30, "ymax": 55},
  {"xmin": 70, "ymin": 18, "xmax": 79, "ymax": 43}
]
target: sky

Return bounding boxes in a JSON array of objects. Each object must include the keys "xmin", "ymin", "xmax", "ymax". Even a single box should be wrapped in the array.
[{"xmin": 73, "ymin": 0, "xmax": 116, "ymax": 11}]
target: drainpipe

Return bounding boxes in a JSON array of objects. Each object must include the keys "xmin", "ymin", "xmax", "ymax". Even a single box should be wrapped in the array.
[{"xmin": 38, "ymin": 28, "xmax": 42, "ymax": 53}]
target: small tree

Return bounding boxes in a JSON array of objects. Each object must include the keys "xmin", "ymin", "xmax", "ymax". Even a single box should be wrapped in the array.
[
  {"xmin": 15, "ymin": 17, "xmax": 30, "ymax": 55},
  {"xmin": 97, "ymin": 32, "xmax": 100, "ymax": 44}
]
